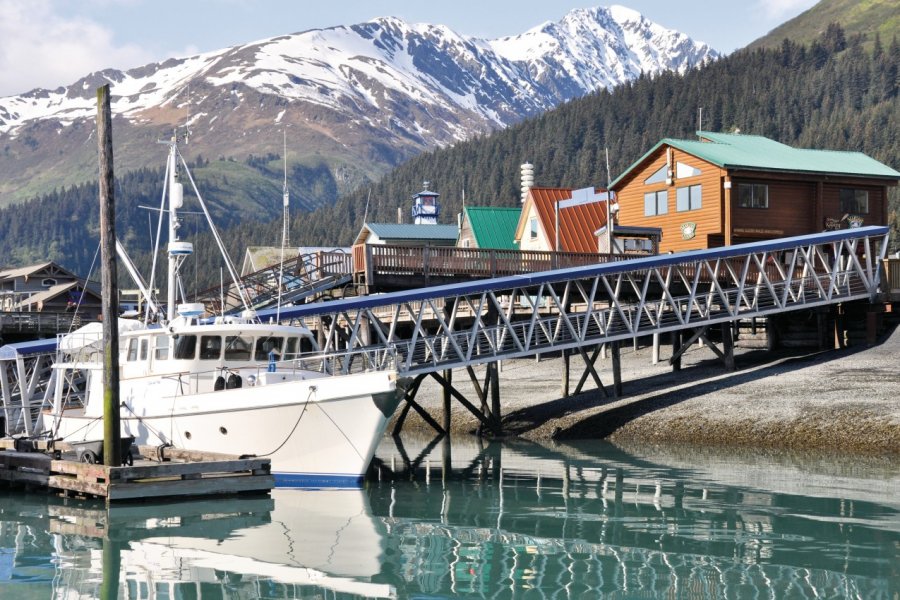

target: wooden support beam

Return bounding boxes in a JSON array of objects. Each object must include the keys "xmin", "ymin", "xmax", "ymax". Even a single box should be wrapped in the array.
[
  {"xmin": 430, "ymin": 371, "xmax": 496, "ymax": 432},
  {"xmin": 611, "ymin": 341, "xmax": 622, "ymax": 397},
  {"xmin": 561, "ymin": 349, "xmax": 570, "ymax": 398},
  {"xmin": 671, "ymin": 329, "xmax": 683, "ymax": 371},
  {"xmin": 573, "ymin": 345, "xmax": 603, "ymax": 396},
  {"xmin": 442, "ymin": 368, "xmax": 452, "ymax": 433},
  {"xmin": 721, "ymin": 322, "xmax": 735, "ymax": 372},
  {"xmin": 391, "ymin": 374, "xmax": 426, "ymax": 436},
  {"xmin": 574, "ymin": 345, "xmax": 608, "ymax": 397}
]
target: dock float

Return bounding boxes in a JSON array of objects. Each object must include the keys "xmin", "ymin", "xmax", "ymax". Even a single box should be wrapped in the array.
[{"xmin": 0, "ymin": 442, "xmax": 273, "ymax": 502}]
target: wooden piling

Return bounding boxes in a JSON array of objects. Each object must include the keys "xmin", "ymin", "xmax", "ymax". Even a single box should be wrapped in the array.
[
  {"xmin": 611, "ymin": 341, "xmax": 622, "ymax": 397},
  {"xmin": 97, "ymin": 83, "xmax": 122, "ymax": 467},
  {"xmin": 442, "ymin": 368, "xmax": 452, "ymax": 433}
]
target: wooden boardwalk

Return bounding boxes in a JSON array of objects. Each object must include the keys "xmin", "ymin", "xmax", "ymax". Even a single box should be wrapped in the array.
[{"xmin": 0, "ymin": 442, "xmax": 272, "ymax": 502}]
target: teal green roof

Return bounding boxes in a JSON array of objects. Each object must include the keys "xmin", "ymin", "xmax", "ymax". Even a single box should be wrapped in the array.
[
  {"xmin": 463, "ymin": 206, "xmax": 521, "ymax": 250},
  {"xmin": 610, "ymin": 131, "xmax": 900, "ymax": 188},
  {"xmin": 366, "ymin": 223, "xmax": 459, "ymax": 242}
]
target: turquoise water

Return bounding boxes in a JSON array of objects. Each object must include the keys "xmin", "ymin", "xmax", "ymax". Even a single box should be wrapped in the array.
[{"xmin": 0, "ymin": 437, "xmax": 897, "ymax": 598}]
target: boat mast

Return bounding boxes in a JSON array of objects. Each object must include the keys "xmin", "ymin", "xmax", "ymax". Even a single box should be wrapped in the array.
[
  {"xmin": 165, "ymin": 134, "xmax": 192, "ymax": 323},
  {"xmin": 277, "ymin": 130, "xmax": 289, "ymax": 321}
]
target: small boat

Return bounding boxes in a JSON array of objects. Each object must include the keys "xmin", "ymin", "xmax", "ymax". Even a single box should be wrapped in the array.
[{"xmin": 43, "ymin": 134, "xmax": 401, "ymax": 488}]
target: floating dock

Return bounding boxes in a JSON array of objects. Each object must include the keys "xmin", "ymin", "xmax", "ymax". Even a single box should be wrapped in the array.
[{"xmin": 0, "ymin": 441, "xmax": 272, "ymax": 502}]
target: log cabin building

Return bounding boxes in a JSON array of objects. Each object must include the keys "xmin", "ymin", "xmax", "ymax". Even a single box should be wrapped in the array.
[{"xmin": 609, "ymin": 131, "xmax": 900, "ymax": 253}]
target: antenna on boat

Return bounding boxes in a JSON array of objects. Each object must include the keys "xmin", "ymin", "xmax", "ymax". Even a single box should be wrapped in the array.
[{"xmin": 276, "ymin": 128, "xmax": 289, "ymax": 321}]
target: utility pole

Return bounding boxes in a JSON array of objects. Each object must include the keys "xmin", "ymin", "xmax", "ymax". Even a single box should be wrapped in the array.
[{"xmin": 97, "ymin": 84, "xmax": 122, "ymax": 468}]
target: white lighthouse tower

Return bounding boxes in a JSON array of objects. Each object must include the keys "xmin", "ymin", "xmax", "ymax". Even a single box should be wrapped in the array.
[{"xmin": 411, "ymin": 182, "xmax": 440, "ymax": 225}]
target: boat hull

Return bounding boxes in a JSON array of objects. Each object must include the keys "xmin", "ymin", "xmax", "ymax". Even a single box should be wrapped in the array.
[{"xmin": 50, "ymin": 369, "xmax": 401, "ymax": 488}]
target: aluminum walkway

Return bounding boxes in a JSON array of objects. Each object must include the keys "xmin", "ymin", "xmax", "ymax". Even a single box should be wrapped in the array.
[{"xmin": 259, "ymin": 226, "xmax": 890, "ymax": 376}]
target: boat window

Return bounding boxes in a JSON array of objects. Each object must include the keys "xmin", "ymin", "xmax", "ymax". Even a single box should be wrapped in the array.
[
  {"xmin": 255, "ymin": 337, "xmax": 284, "ymax": 362},
  {"xmin": 126, "ymin": 338, "xmax": 138, "ymax": 362},
  {"xmin": 173, "ymin": 335, "xmax": 197, "ymax": 360},
  {"xmin": 199, "ymin": 335, "xmax": 222, "ymax": 360},
  {"xmin": 284, "ymin": 337, "xmax": 298, "ymax": 359},
  {"xmin": 139, "ymin": 338, "xmax": 149, "ymax": 361},
  {"xmin": 224, "ymin": 336, "xmax": 252, "ymax": 361},
  {"xmin": 154, "ymin": 336, "xmax": 169, "ymax": 360}
]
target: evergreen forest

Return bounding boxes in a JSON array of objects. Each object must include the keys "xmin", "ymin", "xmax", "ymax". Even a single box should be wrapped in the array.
[{"xmin": 0, "ymin": 24, "xmax": 897, "ymax": 297}]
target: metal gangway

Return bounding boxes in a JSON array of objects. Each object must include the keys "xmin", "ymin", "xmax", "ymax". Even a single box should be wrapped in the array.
[
  {"xmin": 194, "ymin": 249, "xmax": 353, "ymax": 313},
  {"xmin": 258, "ymin": 226, "xmax": 891, "ymax": 433},
  {"xmin": 0, "ymin": 227, "xmax": 889, "ymax": 438}
]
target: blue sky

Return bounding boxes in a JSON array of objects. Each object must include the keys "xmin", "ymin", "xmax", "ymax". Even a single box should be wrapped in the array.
[{"xmin": 0, "ymin": 0, "xmax": 818, "ymax": 97}]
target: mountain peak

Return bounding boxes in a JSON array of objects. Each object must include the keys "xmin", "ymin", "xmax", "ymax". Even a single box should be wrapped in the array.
[{"xmin": 0, "ymin": 6, "xmax": 717, "ymax": 206}]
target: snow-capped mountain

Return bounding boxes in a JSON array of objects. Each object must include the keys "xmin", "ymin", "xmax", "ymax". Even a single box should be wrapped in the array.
[{"xmin": 0, "ymin": 5, "xmax": 716, "ymax": 206}]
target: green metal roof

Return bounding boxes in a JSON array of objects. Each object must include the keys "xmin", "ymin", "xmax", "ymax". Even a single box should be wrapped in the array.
[
  {"xmin": 366, "ymin": 223, "xmax": 459, "ymax": 242},
  {"xmin": 610, "ymin": 131, "xmax": 900, "ymax": 188},
  {"xmin": 463, "ymin": 206, "xmax": 521, "ymax": 250}
]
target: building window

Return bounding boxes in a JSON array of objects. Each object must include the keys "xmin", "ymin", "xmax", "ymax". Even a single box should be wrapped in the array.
[
  {"xmin": 529, "ymin": 217, "xmax": 538, "ymax": 240},
  {"xmin": 644, "ymin": 165, "xmax": 667, "ymax": 185},
  {"xmin": 676, "ymin": 184, "xmax": 702, "ymax": 212},
  {"xmin": 644, "ymin": 190, "xmax": 668, "ymax": 216},
  {"xmin": 42, "ymin": 278, "xmax": 57, "ymax": 287},
  {"xmin": 676, "ymin": 162, "xmax": 701, "ymax": 178},
  {"xmin": 839, "ymin": 188, "xmax": 869, "ymax": 214},
  {"xmin": 737, "ymin": 183, "xmax": 768, "ymax": 209}
]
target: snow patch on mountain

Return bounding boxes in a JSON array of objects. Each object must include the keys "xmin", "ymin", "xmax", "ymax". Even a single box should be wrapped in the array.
[{"xmin": 0, "ymin": 5, "xmax": 718, "ymax": 138}]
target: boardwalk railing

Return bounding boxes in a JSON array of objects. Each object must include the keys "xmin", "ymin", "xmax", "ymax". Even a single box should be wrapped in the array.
[
  {"xmin": 884, "ymin": 257, "xmax": 900, "ymax": 294},
  {"xmin": 0, "ymin": 312, "xmax": 82, "ymax": 335},
  {"xmin": 354, "ymin": 244, "xmax": 638, "ymax": 283}
]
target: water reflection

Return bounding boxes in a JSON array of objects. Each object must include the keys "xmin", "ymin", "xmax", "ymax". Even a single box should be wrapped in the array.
[
  {"xmin": 0, "ymin": 489, "xmax": 393, "ymax": 598},
  {"xmin": 0, "ymin": 438, "xmax": 897, "ymax": 599},
  {"xmin": 369, "ymin": 436, "xmax": 900, "ymax": 599}
]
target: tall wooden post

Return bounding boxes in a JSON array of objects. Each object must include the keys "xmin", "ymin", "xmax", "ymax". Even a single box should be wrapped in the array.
[
  {"xmin": 97, "ymin": 84, "xmax": 122, "ymax": 467},
  {"xmin": 611, "ymin": 341, "xmax": 622, "ymax": 397},
  {"xmin": 100, "ymin": 538, "xmax": 122, "ymax": 600},
  {"xmin": 442, "ymin": 368, "xmax": 452, "ymax": 433},
  {"xmin": 671, "ymin": 330, "xmax": 682, "ymax": 372}
]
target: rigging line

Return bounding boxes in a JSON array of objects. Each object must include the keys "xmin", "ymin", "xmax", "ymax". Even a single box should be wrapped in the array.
[
  {"xmin": 243, "ymin": 386, "xmax": 316, "ymax": 459},
  {"xmin": 119, "ymin": 401, "xmax": 169, "ymax": 445},
  {"xmin": 314, "ymin": 393, "xmax": 366, "ymax": 463},
  {"xmin": 147, "ymin": 153, "xmax": 170, "ymax": 326},
  {"xmin": 176, "ymin": 150, "xmax": 252, "ymax": 316},
  {"xmin": 67, "ymin": 242, "xmax": 102, "ymax": 334}
]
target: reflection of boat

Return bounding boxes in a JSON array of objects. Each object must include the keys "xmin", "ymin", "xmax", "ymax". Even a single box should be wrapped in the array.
[
  {"xmin": 42, "ymin": 135, "xmax": 400, "ymax": 488},
  {"xmin": 4, "ymin": 490, "xmax": 393, "ymax": 598},
  {"xmin": 116, "ymin": 490, "xmax": 394, "ymax": 598}
]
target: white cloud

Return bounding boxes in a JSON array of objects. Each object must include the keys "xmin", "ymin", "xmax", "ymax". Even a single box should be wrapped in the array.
[
  {"xmin": 756, "ymin": 0, "xmax": 818, "ymax": 21},
  {"xmin": 0, "ymin": 0, "xmax": 153, "ymax": 97}
]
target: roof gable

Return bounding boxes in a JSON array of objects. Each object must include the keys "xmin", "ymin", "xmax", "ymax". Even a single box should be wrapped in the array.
[
  {"xmin": 515, "ymin": 187, "xmax": 608, "ymax": 253},
  {"xmin": 463, "ymin": 206, "xmax": 521, "ymax": 250},
  {"xmin": 611, "ymin": 131, "xmax": 900, "ymax": 188},
  {"xmin": 0, "ymin": 261, "xmax": 78, "ymax": 282}
]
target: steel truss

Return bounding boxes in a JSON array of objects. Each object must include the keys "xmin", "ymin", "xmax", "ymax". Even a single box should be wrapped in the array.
[{"xmin": 263, "ymin": 227, "xmax": 890, "ymax": 377}]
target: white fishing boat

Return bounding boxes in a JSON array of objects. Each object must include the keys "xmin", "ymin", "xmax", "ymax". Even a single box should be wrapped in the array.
[{"xmin": 43, "ymin": 134, "xmax": 401, "ymax": 488}]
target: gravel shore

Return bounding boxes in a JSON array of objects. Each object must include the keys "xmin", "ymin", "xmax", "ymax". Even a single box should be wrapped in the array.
[{"xmin": 392, "ymin": 321, "xmax": 900, "ymax": 455}]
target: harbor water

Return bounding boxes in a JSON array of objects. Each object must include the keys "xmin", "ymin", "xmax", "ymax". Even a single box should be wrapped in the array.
[{"xmin": 0, "ymin": 437, "xmax": 897, "ymax": 598}]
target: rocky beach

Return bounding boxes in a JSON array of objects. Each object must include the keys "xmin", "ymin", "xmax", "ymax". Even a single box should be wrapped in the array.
[{"xmin": 392, "ymin": 321, "xmax": 900, "ymax": 456}]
